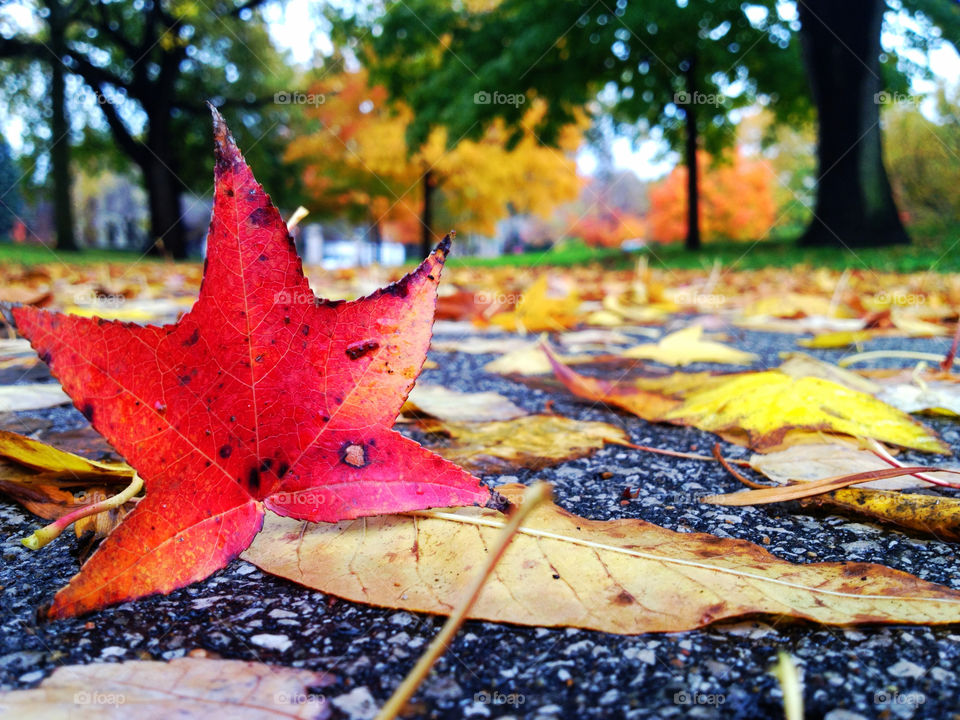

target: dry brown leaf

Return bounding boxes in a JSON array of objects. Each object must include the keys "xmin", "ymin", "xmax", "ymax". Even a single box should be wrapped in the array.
[
  {"xmin": 403, "ymin": 384, "xmax": 527, "ymax": 423},
  {"xmin": 421, "ymin": 415, "xmax": 629, "ymax": 473},
  {"xmin": 0, "ymin": 657, "xmax": 335, "ymax": 719},
  {"xmin": 243, "ymin": 483, "xmax": 960, "ymax": 634}
]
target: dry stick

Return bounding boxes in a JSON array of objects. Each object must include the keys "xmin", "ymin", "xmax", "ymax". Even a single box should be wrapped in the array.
[
  {"xmin": 941, "ymin": 320, "xmax": 960, "ymax": 372},
  {"xmin": 616, "ymin": 439, "xmax": 752, "ymax": 467},
  {"xmin": 376, "ymin": 482, "xmax": 553, "ymax": 720},
  {"xmin": 21, "ymin": 472, "xmax": 143, "ymax": 550},
  {"xmin": 711, "ymin": 442, "xmax": 768, "ymax": 489}
]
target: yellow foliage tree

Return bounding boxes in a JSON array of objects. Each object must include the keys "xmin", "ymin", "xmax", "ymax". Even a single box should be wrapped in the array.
[{"xmin": 285, "ymin": 69, "xmax": 585, "ymax": 255}]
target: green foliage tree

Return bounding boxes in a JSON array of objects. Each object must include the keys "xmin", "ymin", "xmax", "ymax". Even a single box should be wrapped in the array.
[
  {"xmin": 0, "ymin": 135, "xmax": 23, "ymax": 239},
  {"xmin": 884, "ymin": 86, "xmax": 960, "ymax": 227},
  {"xmin": 1, "ymin": 0, "xmax": 300, "ymax": 258},
  {"xmin": 346, "ymin": 0, "xmax": 958, "ymax": 251}
]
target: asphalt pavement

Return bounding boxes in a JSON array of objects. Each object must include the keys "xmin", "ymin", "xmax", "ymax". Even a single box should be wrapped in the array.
[{"xmin": 1, "ymin": 326, "xmax": 959, "ymax": 719}]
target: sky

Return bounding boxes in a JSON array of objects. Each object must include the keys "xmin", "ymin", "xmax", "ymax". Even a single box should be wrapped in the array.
[{"xmin": 265, "ymin": 0, "xmax": 960, "ymax": 181}]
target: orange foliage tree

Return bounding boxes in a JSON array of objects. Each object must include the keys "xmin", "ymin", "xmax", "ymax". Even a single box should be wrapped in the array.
[
  {"xmin": 647, "ymin": 151, "xmax": 776, "ymax": 243},
  {"xmin": 285, "ymin": 68, "xmax": 585, "ymax": 254}
]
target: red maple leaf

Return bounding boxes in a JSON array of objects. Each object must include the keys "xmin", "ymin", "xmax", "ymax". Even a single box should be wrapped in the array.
[{"xmin": 13, "ymin": 109, "xmax": 502, "ymax": 619}]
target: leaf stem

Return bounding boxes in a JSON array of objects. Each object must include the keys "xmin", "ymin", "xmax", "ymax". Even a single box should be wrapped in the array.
[
  {"xmin": 376, "ymin": 482, "xmax": 552, "ymax": 720},
  {"xmin": 21, "ymin": 472, "xmax": 142, "ymax": 550}
]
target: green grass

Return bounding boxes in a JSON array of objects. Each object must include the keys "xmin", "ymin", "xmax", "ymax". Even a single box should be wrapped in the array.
[
  {"xmin": 640, "ymin": 222, "xmax": 960, "ymax": 273},
  {"xmin": 0, "ymin": 242, "xmax": 162, "ymax": 266},
  {"xmin": 449, "ymin": 222, "xmax": 960, "ymax": 273},
  {"xmin": 447, "ymin": 239, "xmax": 626, "ymax": 269}
]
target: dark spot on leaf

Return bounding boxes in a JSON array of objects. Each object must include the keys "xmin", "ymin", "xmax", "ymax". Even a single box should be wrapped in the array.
[
  {"xmin": 302, "ymin": 325, "xmax": 310, "ymax": 336},
  {"xmin": 247, "ymin": 467, "xmax": 261, "ymax": 493},
  {"xmin": 80, "ymin": 403, "xmax": 94, "ymax": 422},
  {"xmin": 183, "ymin": 328, "xmax": 200, "ymax": 347},
  {"xmin": 614, "ymin": 590, "xmax": 635, "ymax": 605},
  {"xmin": 346, "ymin": 341, "xmax": 379, "ymax": 361},
  {"xmin": 179, "ymin": 375, "xmax": 191, "ymax": 385},
  {"xmin": 249, "ymin": 207, "xmax": 272, "ymax": 227},
  {"xmin": 219, "ymin": 445, "xmax": 232, "ymax": 459},
  {"xmin": 39, "ymin": 350, "xmax": 51, "ymax": 365},
  {"xmin": 259, "ymin": 458, "xmax": 273, "ymax": 473},
  {"xmin": 258, "ymin": 254, "xmax": 268, "ymax": 262},
  {"xmin": 277, "ymin": 462, "xmax": 289, "ymax": 478},
  {"xmin": 225, "ymin": 188, "xmax": 234, "ymax": 197}
]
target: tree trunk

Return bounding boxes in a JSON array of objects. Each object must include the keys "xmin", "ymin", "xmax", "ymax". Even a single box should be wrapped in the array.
[
  {"xmin": 682, "ymin": 61, "xmax": 701, "ymax": 252},
  {"xmin": 798, "ymin": 0, "xmax": 909, "ymax": 247},
  {"xmin": 370, "ymin": 218, "xmax": 383, "ymax": 264},
  {"xmin": 420, "ymin": 169, "xmax": 435, "ymax": 258},
  {"xmin": 141, "ymin": 154, "xmax": 187, "ymax": 259},
  {"xmin": 48, "ymin": 1, "xmax": 77, "ymax": 252}
]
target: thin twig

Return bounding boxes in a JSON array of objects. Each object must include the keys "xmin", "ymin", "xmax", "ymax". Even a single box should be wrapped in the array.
[
  {"xmin": 712, "ymin": 442, "xmax": 768, "ymax": 488},
  {"xmin": 617, "ymin": 440, "xmax": 752, "ymax": 467},
  {"xmin": 376, "ymin": 482, "xmax": 553, "ymax": 720}
]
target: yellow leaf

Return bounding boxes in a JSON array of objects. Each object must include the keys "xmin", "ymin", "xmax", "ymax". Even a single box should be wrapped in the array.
[
  {"xmin": 621, "ymin": 325, "xmax": 758, "ymax": 366},
  {"xmin": 665, "ymin": 372, "xmax": 949, "ymax": 454},
  {"xmin": 489, "ymin": 275, "xmax": 580, "ymax": 333},
  {"xmin": 796, "ymin": 330, "xmax": 874, "ymax": 349},
  {"xmin": 421, "ymin": 415, "xmax": 629, "ymax": 473},
  {"xmin": 0, "ymin": 430, "xmax": 131, "ymax": 477},
  {"xmin": 243, "ymin": 483, "xmax": 960, "ymax": 634}
]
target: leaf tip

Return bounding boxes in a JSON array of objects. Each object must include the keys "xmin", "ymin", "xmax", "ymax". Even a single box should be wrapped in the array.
[
  {"xmin": 208, "ymin": 102, "xmax": 241, "ymax": 175},
  {"xmin": 435, "ymin": 232, "xmax": 454, "ymax": 263}
]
